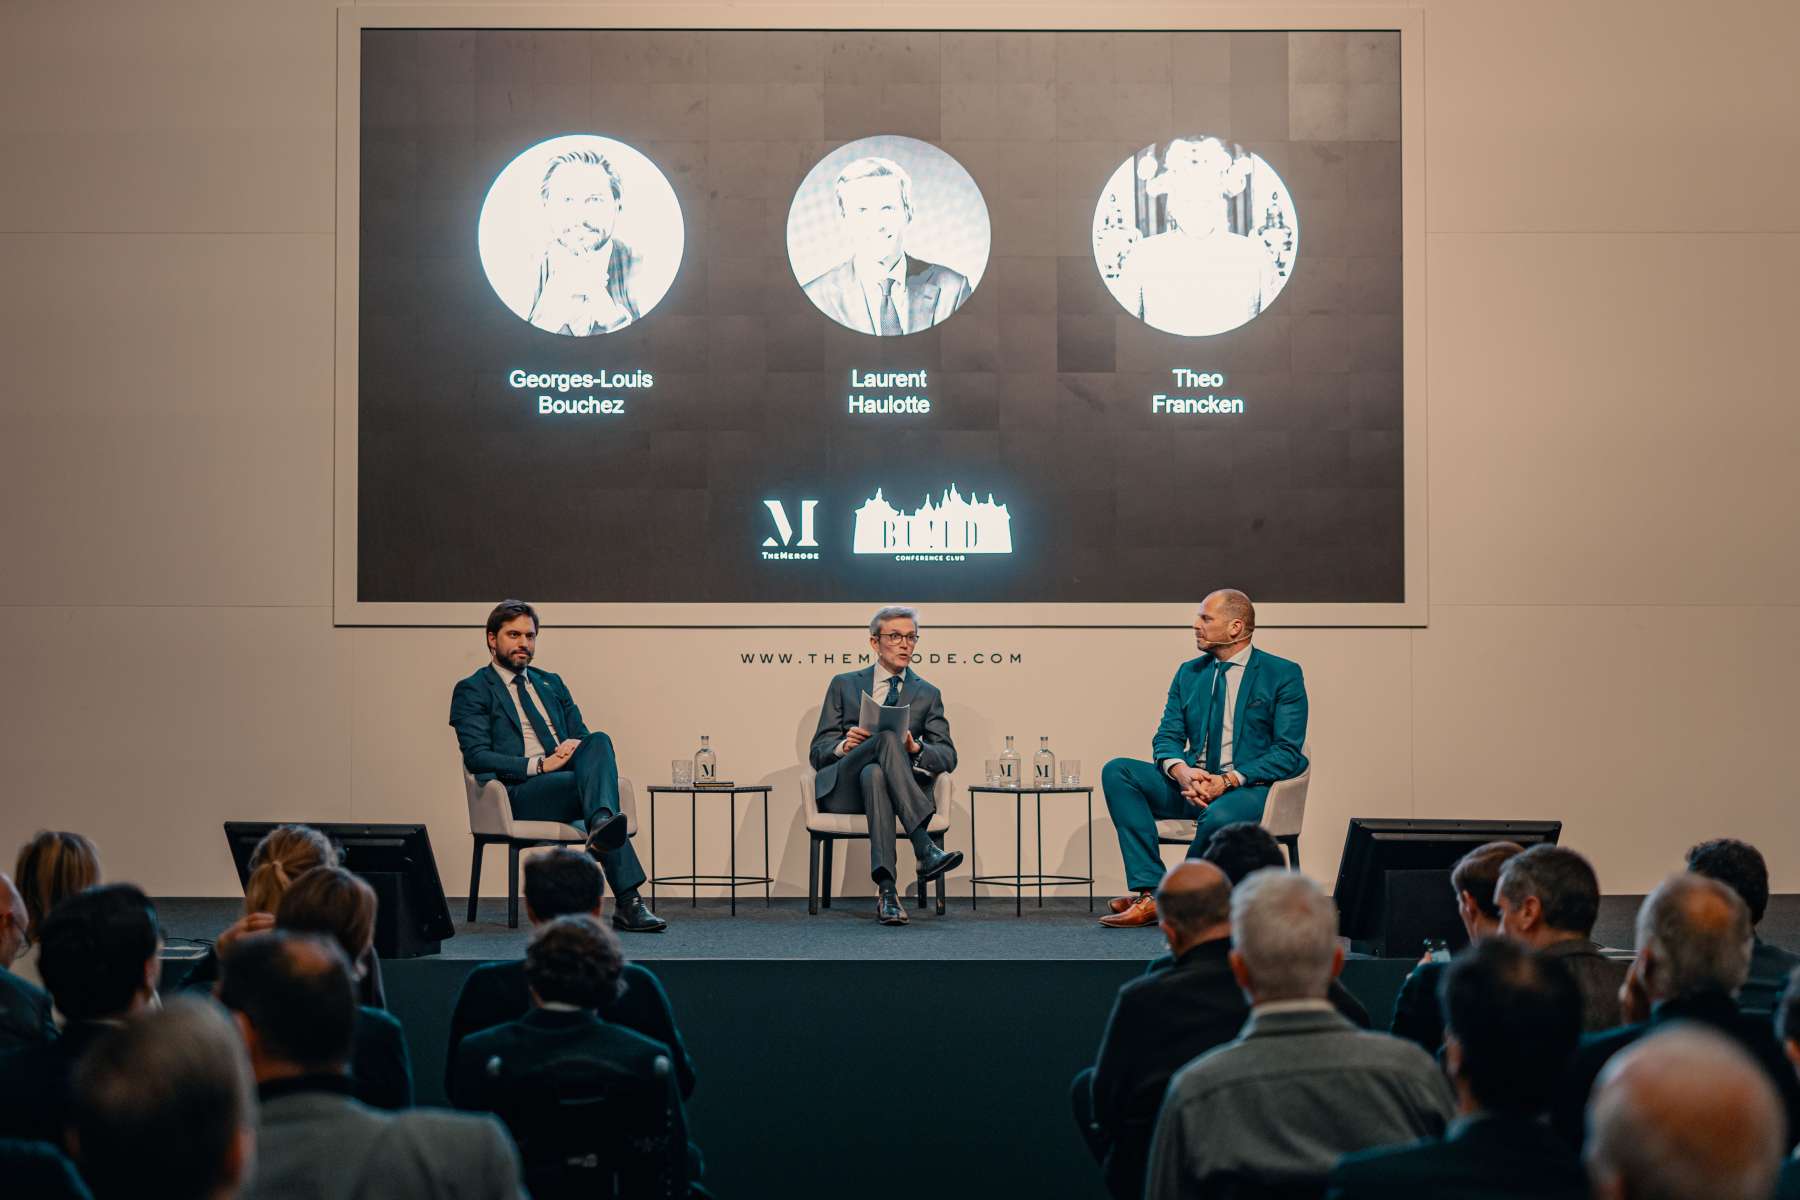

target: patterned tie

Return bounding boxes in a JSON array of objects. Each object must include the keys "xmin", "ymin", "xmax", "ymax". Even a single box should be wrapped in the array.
[
  {"xmin": 513, "ymin": 672, "xmax": 558, "ymax": 754},
  {"xmin": 878, "ymin": 277, "xmax": 903, "ymax": 336},
  {"xmin": 884, "ymin": 674, "xmax": 903, "ymax": 706},
  {"xmin": 1203, "ymin": 661, "xmax": 1233, "ymax": 773}
]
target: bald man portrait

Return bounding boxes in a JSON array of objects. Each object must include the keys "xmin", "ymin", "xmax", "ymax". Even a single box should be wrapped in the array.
[{"xmin": 1100, "ymin": 591, "xmax": 1309, "ymax": 928}]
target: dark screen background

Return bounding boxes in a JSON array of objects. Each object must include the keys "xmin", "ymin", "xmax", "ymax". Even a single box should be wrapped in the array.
[{"xmin": 358, "ymin": 29, "xmax": 1403, "ymax": 604}]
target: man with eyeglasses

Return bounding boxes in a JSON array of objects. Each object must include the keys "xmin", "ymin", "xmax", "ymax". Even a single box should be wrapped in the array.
[{"xmin": 808, "ymin": 605, "xmax": 961, "ymax": 925}]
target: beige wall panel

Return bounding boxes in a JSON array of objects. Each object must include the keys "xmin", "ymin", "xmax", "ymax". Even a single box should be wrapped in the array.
[
  {"xmin": 1425, "ymin": 0, "xmax": 1800, "ymax": 233},
  {"xmin": 1411, "ymin": 604, "xmax": 1799, "ymax": 893},
  {"xmin": 1428, "ymin": 231, "xmax": 1800, "ymax": 607},
  {"xmin": 0, "ymin": 234, "xmax": 333, "ymax": 606},
  {"xmin": 0, "ymin": 606, "xmax": 351, "ymax": 897}
]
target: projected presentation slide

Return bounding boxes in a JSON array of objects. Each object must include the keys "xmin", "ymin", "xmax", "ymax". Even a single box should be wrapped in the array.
[{"xmin": 356, "ymin": 29, "xmax": 1404, "ymax": 605}]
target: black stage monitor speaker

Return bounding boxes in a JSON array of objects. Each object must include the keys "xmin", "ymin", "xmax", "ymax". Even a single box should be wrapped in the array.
[
  {"xmin": 1332, "ymin": 818, "xmax": 1562, "ymax": 957},
  {"xmin": 223, "ymin": 822, "xmax": 455, "ymax": 959}
]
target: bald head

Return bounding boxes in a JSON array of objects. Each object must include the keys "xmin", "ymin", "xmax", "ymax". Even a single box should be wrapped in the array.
[
  {"xmin": 1156, "ymin": 860, "xmax": 1231, "ymax": 951},
  {"xmin": 1194, "ymin": 590, "xmax": 1256, "ymax": 657},
  {"xmin": 1586, "ymin": 1025, "xmax": 1783, "ymax": 1200},
  {"xmin": 1635, "ymin": 872, "xmax": 1752, "ymax": 1004},
  {"xmin": 0, "ymin": 872, "xmax": 23, "ymax": 967}
]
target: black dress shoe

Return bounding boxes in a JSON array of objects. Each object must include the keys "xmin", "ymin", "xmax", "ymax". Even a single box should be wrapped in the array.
[
  {"xmin": 915, "ymin": 843, "xmax": 964, "ymax": 883},
  {"xmin": 585, "ymin": 812, "xmax": 629, "ymax": 856},
  {"xmin": 612, "ymin": 892, "xmax": 667, "ymax": 933},
  {"xmin": 876, "ymin": 888, "xmax": 909, "ymax": 926}
]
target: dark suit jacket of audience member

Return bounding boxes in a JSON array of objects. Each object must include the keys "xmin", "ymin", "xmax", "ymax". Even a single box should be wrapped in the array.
[
  {"xmin": 1537, "ymin": 938, "xmax": 1628, "ymax": 1031},
  {"xmin": 353, "ymin": 1005, "xmax": 413, "ymax": 1110},
  {"xmin": 0, "ymin": 1021, "xmax": 112, "ymax": 1144},
  {"xmin": 1743, "ymin": 936, "xmax": 1800, "ymax": 1020},
  {"xmin": 1086, "ymin": 941, "xmax": 1372, "ymax": 1200},
  {"xmin": 0, "ymin": 1138, "xmax": 93, "ymax": 1200},
  {"xmin": 0, "ymin": 967, "xmax": 55, "ymax": 1053},
  {"xmin": 446, "ymin": 959, "xmax": 694, "ymax": 1100},
  {"xmin": 1326, "ymin": 1113, "xmax": 1589, "ymax": 1200},
  {"xmin": 1389, "ymin": 959, "xmax": 1449, "ymax": 1053},
  {"xmin": 1552, "ymin": 988, "xmax": 1800, "ymax": 1150},
  {"xmin": 1776, "ymin": 1154, "xmax": 1800, "ymax": 1200}
]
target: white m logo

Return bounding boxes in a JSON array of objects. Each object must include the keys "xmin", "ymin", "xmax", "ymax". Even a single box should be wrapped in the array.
[{"xmin": 762, "ymin": 499, "xmax": 820, "ymax": 548}]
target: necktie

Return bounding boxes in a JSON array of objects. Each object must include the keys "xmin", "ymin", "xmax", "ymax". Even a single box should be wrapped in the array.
[
  {"xmin": 878, "ymin": 277, "xmax": 903, "ymax": 336},
  {"xmin": 513, "ymin": 673, "xmax": 558, "ymax": 754},
  {"xmin": 883, "ymin": 675, "xmax": 902, "ymax": 706},
  {"xmin": 1203, "ymin": 662, "xmax": 1233, "ymax": 773}
]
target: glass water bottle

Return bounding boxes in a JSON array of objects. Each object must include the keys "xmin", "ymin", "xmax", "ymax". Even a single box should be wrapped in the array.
[
  {"xmin": 1033, "ymin": 736, "xmax": 1057, "ymax": 787},
  {"xmin": 998, "ymin": 736, "xmax": 1021, "ymax": 787},
  {"xmin": 694, "ymin": 735, "xmax": 717, "ymax": 783}
]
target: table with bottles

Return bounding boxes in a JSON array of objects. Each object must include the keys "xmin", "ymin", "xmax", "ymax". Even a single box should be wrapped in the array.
[
  {"xmin": 969, "ymin": 736, "xmax": 1095, "ymax": 917},
  {"xmin": 645, "ymin": 735, "xmax": 771, "ymax": 915}
]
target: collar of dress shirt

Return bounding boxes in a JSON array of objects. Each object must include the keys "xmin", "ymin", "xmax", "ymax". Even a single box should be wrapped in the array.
[
  {"xmin": 873, "ymin": 663, "xmax": 908, "ymax": 691},
  {"xmin": 1217, "ymin": 643, "xmax": 1253, "ymax": 669},
  {"xmin": 492, "ymin": 660, "xmax": 525, "ymax": 687}
]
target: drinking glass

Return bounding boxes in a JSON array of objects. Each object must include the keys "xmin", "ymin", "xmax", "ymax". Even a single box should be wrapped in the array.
[
  {"xmin": 984, "ymin": 759, "xmax": 1000, "ymax": 785},
  {"xmin": 1060, "ymin": 759, "xmax": 1083, "ymax": 786},
  {"xmin": 671, "ymin": 759, "xmax": 693, "ymax": 786}
]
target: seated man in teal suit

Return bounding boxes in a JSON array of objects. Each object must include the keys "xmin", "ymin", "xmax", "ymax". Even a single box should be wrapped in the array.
[
  {"xmin": 449, "ymin": 599, "xmax": 665, "ymax": 933},
  {"xmin": 1099, "ymin": 590, "xmax": 1307, "ymax": 929}
]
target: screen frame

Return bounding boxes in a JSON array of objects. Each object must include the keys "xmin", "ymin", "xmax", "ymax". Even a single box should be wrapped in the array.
[{"xmin": 334, "ymin": 4, "xmax": 1428, "ymax": 628}]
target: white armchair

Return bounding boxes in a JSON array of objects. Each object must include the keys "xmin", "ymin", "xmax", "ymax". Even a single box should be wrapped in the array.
[
  {"xmin": 1154, "ymin": 744, "xmax": 1311, "ymax": 868},
  {"xmin": 463, "ymin": 767, "xmax": 639, "ymax": 928},
  {"xmin": 799, "ymin": 765, "xmax": 952, "ymax": 915}
]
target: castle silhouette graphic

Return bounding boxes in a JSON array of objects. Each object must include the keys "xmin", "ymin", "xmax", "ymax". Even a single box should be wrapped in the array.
[{"xmin": 852, "ymin": 485, "xmax": 1013, "ymax": 554}]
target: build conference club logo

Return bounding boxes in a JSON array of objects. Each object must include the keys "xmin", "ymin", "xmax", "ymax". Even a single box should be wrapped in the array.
[{"xmin": 763, "ymin": 487, "xmax": 1012, "ymax": 564}]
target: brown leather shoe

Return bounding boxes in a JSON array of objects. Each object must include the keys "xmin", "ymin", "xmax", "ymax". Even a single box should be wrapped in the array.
[
  {"xmin": 1099, "ymin": 893, "xmax": 1158, "ymax": 928},
  {"xmin": 1108, "ymin": 894, "xmax": 1140, "ymax": 914}
]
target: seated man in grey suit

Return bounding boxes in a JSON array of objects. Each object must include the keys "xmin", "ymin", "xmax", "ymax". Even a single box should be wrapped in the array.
[
  {"xmin": 220, "ymin": 931, "xmax": 525, "ymax": 1200},
  {"xmin": 808, "ymin": 605, "xmax": 961, "ymax": 925},
  {"xmin": 1144, "ymin": 870, "xmax": 1453, "ymax": 1199},
  {"xmin": 449, "ymin": 599, "xmax": 665, "ymax": 933},
  {"xmin": 801, "ymin": 157, "xmax": 972, "ymax": 336}
]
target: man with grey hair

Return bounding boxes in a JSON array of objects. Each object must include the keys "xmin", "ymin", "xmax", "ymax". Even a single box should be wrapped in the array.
[
  {"xmin": 0, "ymin": 872, "xmax": 54, "ymax": 1051},
  {"xmin": 808, "ymin": 605, "xmax": 959, "ymax": 924},
  {"xmin": 1493, "ymin": 844, "xmax": 1627, "ymax": 1030},
  {"xmin": 800, "ymin": 156, "xmax": 973, "ymax": 335},
  {"xmin": 1586, "ymin": 1025, "xmax": 1784, "ymax": 1200},
  {"xmin": 1101, "ymin": 588, "xmax": 1308, "ymax": 928},
  {"xmin": 1552, "ymin": 871, "xmax": 1800, "ymax": 1149},
  {"xmin": 1144, "ymin": 870, "xmax": 1452, "ymax": 1198}
]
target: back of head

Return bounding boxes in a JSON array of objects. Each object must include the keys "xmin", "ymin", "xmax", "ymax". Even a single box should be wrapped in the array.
[
  {"xmin": 524, "ymin": 847, "xmax": 604, "ymax": 920},
  {"xmin": 525, "ymin": 914, "xmax": 625, "ymax": 1008},
  {"xmin": 1585, "ymin": 1024, "xmax": 1783, "ymax": 1200},
  {"xmin": 1497, "ymin": 844, "xmax": 1601, "ymax": 936},
  {"xmin": 37, "ymin": 884, "xmax": 159, "ymax": 1022},
  {"xmin": 1440, "ymin": 939, "xmax": 1582, "ymax": 1116},
  {"xmin": 1156, "ymin": 860, "xmax": 1231, "ymax": 944},
  {"xmin": 1229, "ymin": 869, "xmax": 1338, "ymax": 1002},
  {"xmin": 14, "ymin": 830, "xmax": 101, "ymax": 943},
  {"xmin": 71, "ymin": 996, "xmax": 254, "ymax": 1200},
  {"xmin": 244, "ymin": 824, "xmax": 335, "ymax": 915},
  {"xmin": 1685, "ymin": 838, "xmax": 1769, "ymax": 927},
  {"xmin": 217, "ymin": 931, "xmax": 357, "ymax": 1073},
  {"xmin": 1635, "ymin": 872, "xmax": 1753, "ymax": 1002},
  {"xmin": 274, "ymin": 866, "xmax": 376, "ymax": 962},
  {"xmin": 1450, "ymin": 841, "xmax": 1524, "ymax": 919},
  {"xmin": 1201, "ymin": 822, "xmax": 1284, "ymax": 885}
]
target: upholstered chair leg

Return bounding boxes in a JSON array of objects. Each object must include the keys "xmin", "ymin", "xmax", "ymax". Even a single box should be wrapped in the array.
[
  {"xmin": 808, "ymin": 835, "xmax": 821, "ymax": 916},
  {"xmin": 467, "ymin": 839, "xmax": 485, "ymax": 924},
  {"xmin": 821, "ymin": 839, "xmax": 834, "ymax": 909},
  {"xmin": 507, "ymin": 843, "xmax": 521, "ymax": 929}
]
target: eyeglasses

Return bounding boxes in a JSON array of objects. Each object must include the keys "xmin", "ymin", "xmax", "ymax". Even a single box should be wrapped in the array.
[{"xmin": 877, "ymin": 632, "xmax": 922, "ymax": 645}]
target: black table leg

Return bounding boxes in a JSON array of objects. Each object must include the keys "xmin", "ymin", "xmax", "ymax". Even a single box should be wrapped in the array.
[
  {"xmin": 690, "ymin": 791, "xmax": 698, "ymax": 909},
  {"xmin": 763, "ymin": 790, "xmax": 772, "ymax": 908},
  {"xmin": 1087, "ymin": 788, "xmax": 1094, "ymax": 912},
  {"xmin": 1036, "ymin": 792, "xmax": 1044, "ymax": 909},
  {"xmin": 970, "ymin": 788, "xmax": 978, "ymax": 910},
  {"xmin": 729, "ymin": 791, "xmax": 737, "ymax": 917},
  {"xmin": 649, "ymin": 793, "xmax": 658, "ymax": 911},
  {"xmin": 1015, "ymin": 791, "xmax": 1022, "ymax": 918}
]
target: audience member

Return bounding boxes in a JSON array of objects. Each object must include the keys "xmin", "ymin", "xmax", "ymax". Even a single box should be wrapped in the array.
[
  {"xmin": 70, "ymin": 996, "xmax": 255, "ymax": 1200},
  {"xmin": 274, "ymin": 866, "xmax": 413, "ymax": 1109},
  {"xmin": 446, "ymin": 848, "xmax": 693, "ymax": 1098},
  {"xmin": 1198, "ymin": 822, "xmax": 1371, "ymax": 1027},
  {"xmin": 0, "ymin": 883, "xmax": 160, "ymax": 1144},
  {"xmin": 1494, "ymin": 844, "xmax": 1628, "ymax": 1030},
  {"xmin": 1389, "ymin": 841, "xmax": 1523, "ymax": 1053},
  {"xmin": 0, "ymin": 871, "xmax": 56, "ymax": 1051},
  {"xmin": 1144, "ymin": 870, "xmax": 1453, "ymax": 1199},
  {"xmin": 1687, "ymin": 837, "xmax": 1800, "ymax": 1019},
  {"xmin": 1586, "ymin": 1024, "xmax": 1783, "ymax": 1200},
  {"xmin": 219, "ymin": 931, "xmax": 524, "ymax": 1199},
  {"xmin": 1778, "ymin": 970, "xmax": 1800, "ymax": 1200},
  {"xmin": 452, "ymin": 915, "xmax": 693, "ymax": 1195},
  {"xmin": 1329, "ymin": 939, "xmax": 1587, "ymax": 1199},
  {"xmin": 1553, "ymin": 871, "xmax": 1800, "ymax": 1148},
  {"xmin": 11, "ymin": 830, "xmax": 101, "ymax": 989}
]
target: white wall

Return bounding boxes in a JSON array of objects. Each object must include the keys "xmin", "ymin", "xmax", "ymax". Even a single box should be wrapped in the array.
[{"xmin": 3, "ymin": 0, "xmax": 1796, "ymax": 900}]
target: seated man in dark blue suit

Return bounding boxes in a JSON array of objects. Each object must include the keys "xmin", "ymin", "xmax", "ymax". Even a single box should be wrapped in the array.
[
  {"xmin": 1329, "ymin": 938, "xmax": 1588, "ymax": 1200},
  {"xmin": 449, "ymin": 599, "xmax": 664, "ymax": 933},
  {"xmin": 1686, "ymin": 838, "xmax": 1800, "ymax": 1021},
  {"xmin": 445, "ymin": 849, "xmax": 694, "ymax": 1099},
  {"xmin": 1101, "ymin": 589, "xmax": 1307, "ymax": 928},
  {"xmin": 0, "ymin": 872, "xmax": 54, "ymax": 1053}
]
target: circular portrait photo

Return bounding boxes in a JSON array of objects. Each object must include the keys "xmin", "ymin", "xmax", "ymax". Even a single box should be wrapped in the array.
[
  {"xmin": 1093, "ymin": 135, "xmax": 1298, "ymax": 338},
  {"xmin": 787, "ymin": 135, "xmax": 990, "ymax": 337},
  {"xmin": 477, "ymin": 134, "xmax": 685, "ymax": 337}
]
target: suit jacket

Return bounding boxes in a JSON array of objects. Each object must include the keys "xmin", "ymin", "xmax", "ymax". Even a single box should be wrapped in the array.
[
  {"xmin": 808, "ymin": 666, "xmax": 956, "ymax": 801},
  {"xmin": 1538, "ymin": 938, "xmax": 1627, "ymax": 1032},
  {"xmin": 0, "ymin": 1138, "xmax": 92, "ymax": 1200},
  {"xmin": 449, "ymin": 664, "xmax": 594, "ymax": 787},
  {"xmin": 1151, "ymin": 648, "xmax": 1308, "ymax": 785},
  {"xmin": 242, "ymin": 1075, "xmax": 524, "ymax": 1200},
  {"xmin": 445, "ymin": 959, "xmax": 695, "ymax": 1099},
  {"xmin": 0, "ymin": 967, "xmax": 54, "ymax": 1054},
  {"xmin": 1389, "ymin": 959, "xmax": 1449, "ymax": 1053},
  {"xmin": 1551, "ymin": 988, "xmax": 1800, "ymax": 1150},
  {"xmin": 1777, "ymin": 1152, "xmax": 1800, "ymax": 1200},
  {"xmin": 353, "ymin": 1005, "xmax": 414, "ymax": 1110},
  {"xmin": 801, "ymin": 255, "xmax": 972, "ymax": 334},
  {"xmin": 1326, "ymin": 1113, "xmax": 1589, "ymax": 1200},
  {"xmin": 0, "ymin": 1020, "xmax": 113, "ymax": 1144},
  {"xmin": 1743, "ymin": 935, "xmax": 1800, "ymax": 1020},
  {"xmin": 1145, "ymin": 1006, "xmax": 1454, "ymax": 1200}
]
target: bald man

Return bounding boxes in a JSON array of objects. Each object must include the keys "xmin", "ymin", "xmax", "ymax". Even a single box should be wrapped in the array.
[
  {"xmin": 0, "ymin": 873, "xmax": 54, "ymax": 1052},
  {"xmin": 1100, "ymin": 590, "xmax": 1308, "ymax": 928},
  {"xmin": 1586, "ymin": 1025, "xmax": 1784, "ymax": 1200}
]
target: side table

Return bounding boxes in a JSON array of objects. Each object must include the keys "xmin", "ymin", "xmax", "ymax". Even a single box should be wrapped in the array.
[
  {"xmin": 644, "ymin": 784, "xmax": 773, "ymax": 915},
  {"xmin": 967, "ymin": 784, "xmax": 1095, "ymax": 916}
]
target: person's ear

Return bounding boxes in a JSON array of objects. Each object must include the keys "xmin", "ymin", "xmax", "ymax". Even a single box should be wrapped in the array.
[
  {"xmin": 1519, "ymin": 895, "xmax": 1543, "ymax": 932},
  {"xmin": 1228, "ymin": 948, "xmax": 1252, "ymax": 993},
  {"xmin": 1328, "ymin": 942, "xmax": 1345, "ymax": 981},
  {"xmin": 524, "ymin": 901, "xmax": 540, "ymax": 926},
  {"xmin": 143, "ymin": 952, "xmax": 162, "ymax": 1002},
  {"xmin": 222, "ymin": 1123, "xmax": 255, "ymax": 1195},
  {"xmin": 1443, "ymin": 1032, "xmax": 1465, "ymax": 1082},
  {"xmin": 1784, "ymin": 1037, "xmax": 1800, "ymax": 1073}
]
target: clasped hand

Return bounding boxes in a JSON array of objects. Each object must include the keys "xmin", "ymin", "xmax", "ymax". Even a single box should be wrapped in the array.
[
  {"xmin": 1173, "ymin": 764, "xmax": 1229, "ymax": 807},
  {"xmin": 541, "ymin": 738, "xmax": 582, "ymax": 772}
]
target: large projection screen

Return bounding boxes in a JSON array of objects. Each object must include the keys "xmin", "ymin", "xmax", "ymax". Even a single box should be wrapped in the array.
[{"xmin": 334, "ymin": 6, "xmax": 1426, "ymax": 627}]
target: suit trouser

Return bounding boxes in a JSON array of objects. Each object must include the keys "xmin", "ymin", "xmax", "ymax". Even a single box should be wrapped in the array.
[
  {"xmin": 506, "ymin": 732, "xmax": 647, "ymax": 895},
  {"xmin": 819, "ymin": 730, "xmax": 935, "ymax": 884},
  {"xmin": 1101, "ymin": 757, "xmax": 1268, "ymax": 891}
]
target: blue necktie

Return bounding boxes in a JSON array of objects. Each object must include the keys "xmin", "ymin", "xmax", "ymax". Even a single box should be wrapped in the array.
[
  {"xmin": 514, "ymin": 673, "xmax": 558, "ymax": 754},
  {"xmin": 1203, "ymin": 662, "xmax": 1233, "ymax": 773},
  {"xmin": 884, "ymin": 675, "xmax": 902, "ymax": 706}
]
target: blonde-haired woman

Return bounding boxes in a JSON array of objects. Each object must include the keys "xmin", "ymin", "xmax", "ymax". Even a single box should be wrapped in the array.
[{"xmin": 11, "ymin": 831, "xmax": 102, "ymax": 987}]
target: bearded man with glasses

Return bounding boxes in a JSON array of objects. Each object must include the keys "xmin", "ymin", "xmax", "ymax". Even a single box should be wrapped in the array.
[{"xmin": 808, "ymin": 605, "xmax": 961, "ymax": 925}]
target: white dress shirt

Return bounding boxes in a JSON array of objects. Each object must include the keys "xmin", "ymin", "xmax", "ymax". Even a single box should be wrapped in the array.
[
  {"xmin": 854, "ymin": 255, "xmax": 911, "ymax": 335},
  {"xmin": 492, "ymin": 661, "xmax": 561, "ymax": 775},
  {"xmin": 1164, "ymin": 644, "xmax": 1251, "ymax": 780}
]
